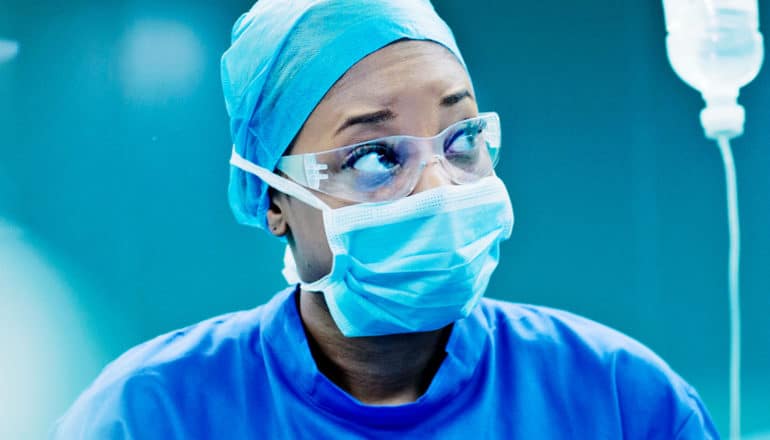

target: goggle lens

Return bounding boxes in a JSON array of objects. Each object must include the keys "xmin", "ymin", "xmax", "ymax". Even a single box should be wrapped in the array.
[{"xmin": 276, "ymin": 112, "xmax": 501, "ymax": 203}]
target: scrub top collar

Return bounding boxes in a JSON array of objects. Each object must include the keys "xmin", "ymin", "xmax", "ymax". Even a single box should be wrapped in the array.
[{"xmin": 259, "ymin": 285, "xmax": 491, "ymax": 429}]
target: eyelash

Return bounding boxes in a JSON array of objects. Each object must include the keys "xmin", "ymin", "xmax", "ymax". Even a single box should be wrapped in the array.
[
  {"xmin": 338, "ymin": 116, "xmax": 485, "ymax": 168},
  {"xmin": 341, "ymin": 144, "xmax": 395, "ymax": 170},
  {"xmin": 445, "ymin": 120, "xmax": 485, "ymax": 148}
]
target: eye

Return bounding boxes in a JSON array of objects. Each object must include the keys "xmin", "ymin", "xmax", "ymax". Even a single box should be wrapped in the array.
[
  {"xmin": 444, "ymin": 119, "xmax": 487, "ymax": 155},
  {"xmin": 341, "ymin": 143, "xmax": 400, "ymax": 173}
]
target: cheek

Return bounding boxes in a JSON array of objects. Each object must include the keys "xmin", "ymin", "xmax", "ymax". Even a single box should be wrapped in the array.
[{"xmin": 287, "ymin": 201, "xmax": 334, "ymax": 282}]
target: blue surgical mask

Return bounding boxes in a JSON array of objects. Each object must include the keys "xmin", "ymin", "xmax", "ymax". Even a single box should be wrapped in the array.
[{"xmin": 231, "ymin": 149, "xmax": 514, "ymax": 337}]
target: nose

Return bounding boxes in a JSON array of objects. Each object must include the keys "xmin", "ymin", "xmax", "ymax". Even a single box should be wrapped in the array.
[{"xmin": 410, "ymin": 155, "xmax": 453, "ymax": 195}]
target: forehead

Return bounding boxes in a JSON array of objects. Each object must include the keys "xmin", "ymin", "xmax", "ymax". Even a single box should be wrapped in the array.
[
  {"xmin": 324, "ymin": 40, "xmax": 472, "ymax": 107},
  {"xmin": 289, "ymin": 40, "xmax": 475, "ymax": 156}
]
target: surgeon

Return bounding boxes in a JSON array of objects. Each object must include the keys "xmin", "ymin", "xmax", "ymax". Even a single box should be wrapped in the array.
[{"xmin": 52, "ymin": 0, "xmax": 719, "ymax": 438}]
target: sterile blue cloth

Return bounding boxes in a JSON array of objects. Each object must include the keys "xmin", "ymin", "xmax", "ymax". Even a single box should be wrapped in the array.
[
  {"xmin": 221, "ymin": 0, "xmax": 465, "ymax": 230},
  {"xmin": 51, "ymin": 286, "xmax": 719, "ymax": 438}
]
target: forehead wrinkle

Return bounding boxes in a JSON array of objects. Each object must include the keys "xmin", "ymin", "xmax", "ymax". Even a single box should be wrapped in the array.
[
  {"xmin": 325, "ymin": 72, "xmax": 469, "ymax": 130},
  {"xmin": 295, "ymin": 41, "xmax": 471, "ymax": 154},
  {"xmin": 324, "ymin": 41, "xmax": 468, "ymax": 104}
]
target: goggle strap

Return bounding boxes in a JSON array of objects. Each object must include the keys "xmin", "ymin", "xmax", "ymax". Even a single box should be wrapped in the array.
[{"xmin": 229, "ymin": 147, "xmax": 330, "ymax": 211}]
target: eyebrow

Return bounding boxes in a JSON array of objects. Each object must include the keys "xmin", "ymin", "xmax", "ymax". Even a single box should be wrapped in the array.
[
  {"xmin": 441, "ymin": 89, "xmax": 473, "ymax": 107},
  {"xmin": 335, "ymin": 109, "xmax": 396, "ymax": 135},
  {"xmin": 334, "ymin": 89, "xmax": 474, "ymax": 135}
]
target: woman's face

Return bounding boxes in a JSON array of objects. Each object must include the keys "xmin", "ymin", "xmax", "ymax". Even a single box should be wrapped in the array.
[{"xmin": 268, "ymin": 40, "xmax": 478, "ymax": 283}]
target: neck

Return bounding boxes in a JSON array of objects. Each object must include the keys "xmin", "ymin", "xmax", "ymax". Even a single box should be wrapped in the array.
[{"xmin": 297, "ymin": 290, "xmax": 451, "ymax": 405}]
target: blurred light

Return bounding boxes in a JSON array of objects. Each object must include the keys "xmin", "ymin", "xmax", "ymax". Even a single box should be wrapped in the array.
[
  {"xmin": 119, "ymin": 19, "xmax": 204, "ymax": 101},
  {"xmin": 0, "ymin": 218, "xmax": 104, "ymax": 439},
  {"xmin": 0, "ymin": 39, "xmax": 19, "ymax": 63}
]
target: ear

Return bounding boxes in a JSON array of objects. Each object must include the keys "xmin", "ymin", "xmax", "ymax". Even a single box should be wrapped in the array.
[{"xmin": 266, "ymin": 188, "xmax": 290, "ymax": 237}]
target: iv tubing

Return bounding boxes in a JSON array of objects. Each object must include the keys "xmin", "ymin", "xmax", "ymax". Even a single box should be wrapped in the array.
[{"xmin": 716, "ymin": 135, "xmax": 741, "ymax": 440}]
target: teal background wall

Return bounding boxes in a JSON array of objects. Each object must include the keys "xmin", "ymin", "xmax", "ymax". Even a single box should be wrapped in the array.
[{"xmin": 0, "ymin": 1, "xmax": 768, "ymax": 438}]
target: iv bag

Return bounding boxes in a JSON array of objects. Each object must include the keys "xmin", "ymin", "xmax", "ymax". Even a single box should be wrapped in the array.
[{"xmin": 663, "ymin": 0, "xmax": 764, "ymax": 138}]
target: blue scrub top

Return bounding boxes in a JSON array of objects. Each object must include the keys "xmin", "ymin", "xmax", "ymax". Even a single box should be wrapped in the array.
[{"xmin": 51, "ymin": 287, "xmax": 718, "ymax": 439}]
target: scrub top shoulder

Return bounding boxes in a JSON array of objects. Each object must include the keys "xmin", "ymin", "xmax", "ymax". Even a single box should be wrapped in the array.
[{"xmin": 51, "ymin": 287, "xmax": 719, "ymax": 439}]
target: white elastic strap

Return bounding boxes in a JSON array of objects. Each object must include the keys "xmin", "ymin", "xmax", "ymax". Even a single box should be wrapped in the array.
[
  {"xmin": 281, "ymin": 245, "xmax": 302, "ymax": 285},
  {"xmin": 229, "ymin": 147, "xmax": 330, "ymax": 212}
]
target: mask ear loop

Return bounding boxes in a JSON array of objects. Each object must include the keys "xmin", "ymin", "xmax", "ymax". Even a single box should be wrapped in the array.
[
  {"xmin": 281, "ymin": 245, "xmax": 302, "ymax": 285},
  {"xmin": 231, "ymin": 147, "xmax": 341, "ymax": 289},
  {"xmin": 229, "ymin": 147, "xmax": 331, "ymax": 212}
]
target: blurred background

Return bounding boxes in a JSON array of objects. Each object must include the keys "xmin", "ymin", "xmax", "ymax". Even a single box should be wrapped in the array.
[{"xmin": 0, "ymin": 0, "xmax": 768, "ymax": 438}]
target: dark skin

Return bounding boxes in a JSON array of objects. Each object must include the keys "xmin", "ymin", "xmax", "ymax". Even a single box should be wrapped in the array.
[{"xmin": 266, "ymin": 41, "xmax": 479, "ymax": 405}]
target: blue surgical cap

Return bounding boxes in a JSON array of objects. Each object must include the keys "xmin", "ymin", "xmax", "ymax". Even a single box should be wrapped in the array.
[{"xmin": 221, "ymin": 0, "xmax": 466, "ymax": 230}]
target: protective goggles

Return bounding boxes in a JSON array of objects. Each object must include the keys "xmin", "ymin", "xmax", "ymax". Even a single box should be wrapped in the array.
[{"xmin": 275, "ymin": 112, "xmax": 501, "ymax": 203}]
